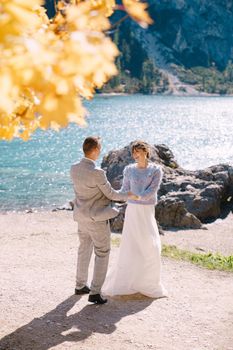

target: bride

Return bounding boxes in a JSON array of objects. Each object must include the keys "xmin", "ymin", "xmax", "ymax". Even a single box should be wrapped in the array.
[{"xmin": 103, "ymin": 141, "xmax": 167, "ymax": 298}]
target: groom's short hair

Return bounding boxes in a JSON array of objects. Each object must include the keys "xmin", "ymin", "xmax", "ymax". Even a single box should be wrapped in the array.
[{"xmin": 83, "ymin": 136, "xmax": 101, "ymax": 155}]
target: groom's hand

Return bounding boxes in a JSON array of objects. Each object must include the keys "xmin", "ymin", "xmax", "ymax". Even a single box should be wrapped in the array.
[{"xmin": 128, "ymin": 191, "xmax": 140, "ymax": 200}]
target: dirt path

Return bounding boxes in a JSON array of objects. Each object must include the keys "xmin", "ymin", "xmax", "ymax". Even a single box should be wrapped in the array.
[{"xmin": 0, "ymin": 211, "xmax": 232, "ymax": 350}]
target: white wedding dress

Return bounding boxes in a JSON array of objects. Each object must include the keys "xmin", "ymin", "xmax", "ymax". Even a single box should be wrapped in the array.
[{"xmin": 103, "ymin": 203, "xmax": 167, "ymax": 298}]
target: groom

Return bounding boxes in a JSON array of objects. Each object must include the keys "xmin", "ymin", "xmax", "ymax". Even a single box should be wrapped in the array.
[{"xmin": 70, "ymin": 136, "xmax": 136, "ymax": 304}]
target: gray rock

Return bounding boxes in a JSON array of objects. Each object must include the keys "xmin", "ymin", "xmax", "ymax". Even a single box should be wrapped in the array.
[{"xmin": 155, "ymin": 197, "xmax": 202, "ymax": 229}]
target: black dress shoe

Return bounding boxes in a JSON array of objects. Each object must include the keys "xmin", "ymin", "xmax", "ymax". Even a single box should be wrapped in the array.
[
  {"xmin": 88, "ymin": 294, "xmax": 107, "ymax": 304},
  {"xmin": 74, "ymin": 286, "xmax": 90, "ymax": 295}
]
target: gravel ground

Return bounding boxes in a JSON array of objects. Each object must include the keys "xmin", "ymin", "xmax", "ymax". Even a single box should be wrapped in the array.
[{"xmin": 0, "ymin": 211, "xmax": 232, "ymax": 350}]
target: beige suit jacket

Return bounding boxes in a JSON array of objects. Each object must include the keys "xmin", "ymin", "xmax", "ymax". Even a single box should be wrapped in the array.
[{"xmin": 70, "ymin": 157, "xmax": 128, "ymax": 222}]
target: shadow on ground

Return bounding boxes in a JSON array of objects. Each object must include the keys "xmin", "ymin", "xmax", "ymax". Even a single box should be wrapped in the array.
[{"xmin": 0, "ymin": 295, "xmax": 153, "ymax": 350}]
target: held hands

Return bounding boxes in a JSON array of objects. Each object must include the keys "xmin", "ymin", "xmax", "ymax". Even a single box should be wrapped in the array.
[{"xmin": 128, "ymin": 191, "xmax": 141, "ymax": 201}]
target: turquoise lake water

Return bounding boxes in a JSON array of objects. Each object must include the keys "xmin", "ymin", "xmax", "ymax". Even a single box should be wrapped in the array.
[{"xmin": 0, "ymin": 95, "xmax": 232, "ymax": 211}]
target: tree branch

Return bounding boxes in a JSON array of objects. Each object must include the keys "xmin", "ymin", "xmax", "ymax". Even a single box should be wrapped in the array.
[{"xmin": 110, "ymin": 14, "xmax": 129, "ymax": 30}]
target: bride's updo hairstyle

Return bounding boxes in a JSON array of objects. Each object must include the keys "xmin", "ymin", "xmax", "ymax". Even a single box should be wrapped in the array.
[{"xmin": 131, "ymin": 140, "xmax": 151, "ymax": 159}]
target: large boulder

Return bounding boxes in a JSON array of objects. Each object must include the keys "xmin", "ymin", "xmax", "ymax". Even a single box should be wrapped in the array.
[
  {"xmin": 155, "ymin": 197, "xmax": 202, "ymax": 229},
  {"xmin": 101, "ymin": 143, "xmax": 233, "ymax": 230}
]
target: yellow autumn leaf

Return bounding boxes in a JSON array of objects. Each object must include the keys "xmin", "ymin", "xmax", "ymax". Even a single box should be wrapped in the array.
[
  {"xmin": 0, "ymin": 0, "xmax": 44, "ymax": 41},
  {"xmin": 123, "ymin": 0, "xmax": 153, "ymax": 28},
  {"xmin": 90, "ymin": 0, "xmax": 116, "ymax": 16},
  {"xmin": 0, "ymin": 115, "xmax": 20, "ymax": 140},
  {"xmin": 20, "ymin": 118, "xmax": 39, "ymax": 141},
  {"xmin": 66, "ymin": 2, "xmax": 110, "ymax": 32},
  {"xmin": 75, "ymin": 0, "xmax": 115, "ymax": 16},
  {"xmin": 38, "ymin": 93, "xmax": 86, "ymax": 129}
]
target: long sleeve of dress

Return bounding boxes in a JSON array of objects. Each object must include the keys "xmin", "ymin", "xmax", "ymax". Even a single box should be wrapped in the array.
[
  {"xmin": 139, "ymin": 167, "xmax": 163, "ymax": 200},
  {"xmin": 120, "ymin": 166, "xmax": 130, "ymax": 192}
]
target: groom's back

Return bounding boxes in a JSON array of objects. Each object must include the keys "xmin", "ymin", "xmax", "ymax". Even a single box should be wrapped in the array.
[
  {"xmin": 71, "ymin": 159, "xmax": 102, "ymax": 197},
  {"xmin": 70, "ymin": 158, "xmax": 111, "ymax": 220}
]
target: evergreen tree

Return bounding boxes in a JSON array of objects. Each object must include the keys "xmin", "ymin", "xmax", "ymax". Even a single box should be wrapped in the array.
[
  {"xmin": 225, "ymin": 60, "xmax": 233, "ymax": 82},
  {"xmin": 141, "ymin": 59, "xmax": 161, "ymax": 94}
]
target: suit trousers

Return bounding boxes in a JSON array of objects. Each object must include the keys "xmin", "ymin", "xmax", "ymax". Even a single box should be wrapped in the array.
[{"xmin": 76, "ymin": 217, "xmax": 111, "ymax": 295}]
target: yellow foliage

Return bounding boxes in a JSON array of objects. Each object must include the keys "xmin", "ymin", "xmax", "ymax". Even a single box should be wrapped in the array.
[
  {"xmin": 123, "ymin": 0, "xmax": 153, "ymax": 28},
  {"xmin": 0, "ymin": 0, "xmax": 152, "ymax": 140},
  {"xmin": 0, "ymin": 0, "xmax": 43, "ymax": 41},
  {"xmin": 75, "ymin": 0, "xmax": 116, "ymax": 16}
]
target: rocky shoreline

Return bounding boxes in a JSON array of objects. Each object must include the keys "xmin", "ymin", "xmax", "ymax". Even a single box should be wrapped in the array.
[{"xmin": 101, "ymin": 143, "xmax": 233, "ymax": 231}]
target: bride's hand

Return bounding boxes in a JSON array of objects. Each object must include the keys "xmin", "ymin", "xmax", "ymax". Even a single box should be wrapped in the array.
[{"xmin": 128, "ymin": 192, "xmax": 141, "ymax": 200}]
